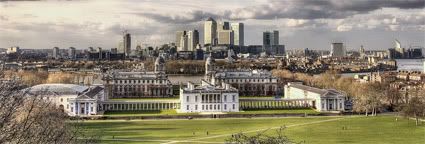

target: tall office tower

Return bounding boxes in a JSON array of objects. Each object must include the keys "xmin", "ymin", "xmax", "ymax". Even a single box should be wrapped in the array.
[
  {"xmin": 117, "ymin": 41, "xmax": 124, "ymax": 54},
  {"xmin": 68, "ymin": 47, "xmax": 76, "ymax": 60},
  {"xmin": 263, "ymin": 30, "xmax": 283, "ymax": 55},
  {"xmin": 179, "ymin": 34, "xmax": 189, "ymax": 51},
  {"xmin": 53, "ymin": 47, "xmax": 60, "ymax": 59},
  {"xmin": 98, "ymin": 47, "xmax": 103, "ymax": 59},
  {"xmin": 217, "ymin": 30, "xmax": 234, "ymax": 45},
  {"xmin": 231, "ymin": 22, "xmax": 244, "ymax": 46},
  {"xmin": 218, "ymin": 21, "xmax": 230, "ymax": 31},
  {"xmin": 187, "ymin": 30, "xmax": 199, "ymax": 51},
  {"xmin": 331, "ymin": 43, "xmax": 346, "ymax": 57},
  {"xmin": 394, "ymin": 39, "xmax": 405, "ymax": 58},
  {"xmin": 123, "ymin": 32, "xmax": 131, "ymax": 56},
  {"xmin": 204, "ymin": 17, "xmax": 217, "ymax": 46},
  {"xmin": 176, "ymin": 31, "xmax": 186, "ymax": 48}
]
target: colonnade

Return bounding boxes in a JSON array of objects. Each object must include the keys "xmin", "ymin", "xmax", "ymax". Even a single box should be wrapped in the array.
[{"xmin": 239, "ymin": 99, "xmax": 312, "ymax": 109}]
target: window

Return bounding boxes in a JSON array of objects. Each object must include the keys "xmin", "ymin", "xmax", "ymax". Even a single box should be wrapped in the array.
[
  {"xmin": 186, "ymin": 105, "xmax": 189, "ymax": 110},
  {"xmin": 71, "ymin": 107, "xmax": 74, "ymax": 112},
  {"xmin": 206, "ymin": 105, "xmax": 208, "ymax": 110},
  {"xmin": 233, "ymin": 104, "xmax": 235, "ymax": 109},
  {"xmin": 232, "ymin": 95, "xmax": 236, "ymax": 102},
  {"xmin": 218, "ymin": 105, "xmax": 220, "ymax": 110},
  {"xmin": 60, "ymin": 98, "xmax": 63, "ymax": 102},
  {"xmin": 67, "ymin": 104, "xmax": 69, "ymax": 109},
  {"xmin": 202, "ymin": 105, "xmax": 204, "ymax": 110},
  {"xmin": 224, "ymin": 104, "xmax": 227, "ymax": 110},
  {"xmin": 224, "ymin": 95, "xmax": 227, "ymax": 102},
  {"xmin": 195, "ymin": 96, "xmax": 198, "ymax": 102},
  {"xmin": 186, "ymin": 96, "xmax": 189, "ymax": 102},
  {"xmin": 195, "ymin": 105, "xmax": 198, "ymax": 110},
  {"xmin": 214, "ymin": 105, "xmax": 216, "ymax": 110},
  {"xmin": 340, "ymin": 103, "xmax": 342, "ymax": 109},
  {"xmin": 209, "ymin": 105, "xmax": 212, "ymax": 110},
  {"xmin": 90, "ymin": 107, "xmax": 93, "ymax": 112},
  {"xmin": 322, "ymin": 103, "xmax": 324, "ymax": 109}
]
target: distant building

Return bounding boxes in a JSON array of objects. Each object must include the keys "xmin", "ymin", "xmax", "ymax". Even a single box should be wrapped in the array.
[
  {"xmin": 231, "ymin": 23, "xmax": 244, "ymax": 46},
  {"xmin": 284, "ymin": 83, "xmax": 347, "ymax": 112},
  {"xmin": 123, "ymin": 32, "xmax": 131, "ymax": 56},
  {"xmin": 187, "ymin": 30, "xmax": 199, "ymax": 51},
  {"xmin": 180, "ymin": 80, "xmax": 239, "ymax": 113},
  {"xmin": 217, "ymin": 30, "xmax": 234, "ymax": 45},
  {"xmin": 204, "ymin": 17, "xmax": 217, "ymax": 46},
  {"xmin": 176, "ymin": 30, "xmax": 187, "ymax": 51},
  {"xmin": 263, "ymin": 30, "xmax": 284, "ymax": 55},
  {"xmin": 68, "ymin": 47, "xmax": 76, "ymax": 60},
  {"xmin": 53, "ymin": 47, "xmax": 60, "ymax": 59},
  {"xmin": 6, "ymin": 46, "xmax": 20, "ymax": 54},
  {"xmin": 331, "ymin": 43, "xmax": 345, "ymax": 57}
]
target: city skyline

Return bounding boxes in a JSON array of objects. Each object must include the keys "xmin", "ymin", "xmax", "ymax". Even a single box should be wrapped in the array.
[{"xmin": 0, "ymin": 0, "xmax": 424, "ymax": 50}]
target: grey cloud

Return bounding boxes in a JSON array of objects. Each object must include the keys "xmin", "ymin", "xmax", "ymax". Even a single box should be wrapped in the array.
[
  {"xmin": 228, "ymin": 0, "xmax": 425, "ymax": 20},
  {"xmin": 137, "ymin": 10, "xmax": 219, "ymax": 24}
]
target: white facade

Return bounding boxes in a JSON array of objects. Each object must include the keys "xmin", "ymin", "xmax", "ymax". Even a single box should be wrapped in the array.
[
  {"xmin": 180, "ymin": 80, "xmax": 239, "ymax": 113},
  {"xmin": 26, "ymin": 84, "xmax": 104, "ymax": 116},
  {"xmin": 284, "ymin": 83, "xmax": 346, "ymax": 112}
]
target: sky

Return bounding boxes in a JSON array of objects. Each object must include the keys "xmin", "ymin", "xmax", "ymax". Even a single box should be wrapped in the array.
[{"xmin": 0, "ymin": 0, "xmax": 424, "ymax": 51}]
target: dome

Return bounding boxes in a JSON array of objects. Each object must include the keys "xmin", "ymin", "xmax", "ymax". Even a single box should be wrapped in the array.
[
  {"xmin": 26, "ymin": 83, "xmax": 88, "ymax": 95},
  {"xmin": 155, "ymin": 56, "xmax": 165, "ymax": 65}
]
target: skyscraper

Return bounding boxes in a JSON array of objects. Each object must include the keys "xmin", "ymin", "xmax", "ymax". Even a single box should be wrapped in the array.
[
  {"xmin": 187, "ymin": 30, "xmax": 199, "ymax": 51},
  {"xmin": 68, "ymin": 47, "xmax": 76, "ymax": 60},
  {"xmin": 53, "ymin": 47, "xmax": 60, "ymax": 59},
  {"xmin": 263, "ymin": 30, "xmax": 280, "ymax": 54},
  {"xmin": 231, "ymin": 22, "xmax": 244, "ymax": 46},
  {"xmin": 117, "ymin": 41, "xmax": 124, "ymax": 54},
  {"xmin": 218, "ymin": 21, "xmax": 230, "ymax": 31},
  {"xmin": 204, "ymin": 17, "xmax": 217, "ymax": 46},
  {"xmin": 217, "ymin": 30, "xmax": 234, "ymax": 45},
  {"xmin": 176, "ymin": 31, "xmax": 186, "ymax": 48},
  {"xmin": 123, "ymin": 31, "xmax": 131, "ymax": 56},
  {"xmin": 331, "ymin": 43, "xmax": 346, "ymax": 57}
]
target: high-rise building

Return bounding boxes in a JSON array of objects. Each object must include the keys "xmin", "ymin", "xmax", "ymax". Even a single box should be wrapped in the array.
[
  {"xmin": 53, "ymin": 47, "xmax": 60, "ymax": 59},
  {"xmin": 204, "ymin": 17, "xmax": 217, "ymax": 46},
  {"xmin": 179, "ymin": 34, "xmax": 188, "ymax": 51},
  {"xmin": 263, "ymin": 30, "xmax": 283, "ymax": 55},
  {"xmin": 123, "ymin": 32, "xmax": 131, "ymax": 56},
  {"xmin": 187, "ymin": 30, "xmax": 199, "ymax": 51},
  {"xmin": 217, "ymin": 30, "xmax": 234, "ymax": 45},
  {"xmin": 231, "ymin": 23, "xmax": 244, "ymax": 46},
  {"xmin": 117, "ymin": 41, "xmax": 124, "ymax": 54},
  {"xmin": 176, "ymin": 31, "xmax": 186, "ymax": 48},
  {"xmin": 68, "ymin": 47, "xmax": 76, "ymax": 60},
  {"xmin": 331, "ymin": 43, "xmax": 346, "ymax": 57},
  {"xmin": 218, "ymin": 21, "xmax": 230, "ymax": 31}
]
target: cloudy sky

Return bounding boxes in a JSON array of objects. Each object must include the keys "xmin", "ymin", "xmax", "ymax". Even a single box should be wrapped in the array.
[{"xmin": 0, "ymin": 0, "xmax": 424, "ymax": 50}]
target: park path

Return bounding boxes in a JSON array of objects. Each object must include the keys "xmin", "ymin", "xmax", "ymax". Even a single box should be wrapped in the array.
[{"xmin": 162, "ymin": 116, "xmax": 348, "ymax": 144}]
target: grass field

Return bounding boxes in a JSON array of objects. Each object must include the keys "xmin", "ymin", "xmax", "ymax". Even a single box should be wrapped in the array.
[
  {"xmin": 80, "ymin": 115, "xmax": 425, "ymax": 144},
  {"xmin": 103, "ymin": 108, "xmax": 319, "ymax": 117}
]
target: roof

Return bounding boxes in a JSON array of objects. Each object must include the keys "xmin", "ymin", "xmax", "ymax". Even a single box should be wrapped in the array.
[
  {"xmin": 289, "ymin": 84, "xmax": 327, "ymax": 95},
  {"xmin": 82, "ymin": 86, "xmax": 104, "ymax": 98},
  {"xmin": 27, "ymin": 83, "xmax": 88, "ymax": 95}
]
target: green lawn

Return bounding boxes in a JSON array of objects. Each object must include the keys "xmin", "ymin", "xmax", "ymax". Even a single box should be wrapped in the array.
[
  {"xmin": 232, "ymin": 108, "xmax": 320, "ymax": 115},
  {"xmin": 104, "ymin": 110, "xmax": 195, "ymax": 117},
  {"xmin": 79, "ymin": 115, "xmax": 425, "ymax": 144}
]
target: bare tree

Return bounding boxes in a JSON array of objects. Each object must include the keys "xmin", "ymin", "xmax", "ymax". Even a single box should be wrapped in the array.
[
  {"xmin": 0, "ymin": 81, "xmax": 99, "ymax": 143},
  {"xmin": 226, "ymin": 126, "xmax": 300, "ymax": 144},
  {"xmin": 399, "ymin": 89, "xmax": 425, "ymax": 126}
]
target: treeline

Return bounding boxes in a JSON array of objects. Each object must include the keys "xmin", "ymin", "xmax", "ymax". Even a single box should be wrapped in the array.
[
  {"xmin": 273, "ymin": 69, "xmax": 425, "ymax": 125},
  {"xmin": 2, "ymin": 70, "xmax": 97, "ymax": 86}
]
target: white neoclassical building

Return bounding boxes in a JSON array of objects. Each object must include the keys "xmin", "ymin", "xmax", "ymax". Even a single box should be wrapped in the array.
[
  {"xmin": 103, "ymin": 56, "xmax": 173, "ymax": 98},
  {"xmin": 204, "ymin": 55, "xmax": 279, "ymax": 96},
  {"xmin": 284, "ymin": 83, "xmax": 346, "ymax": 112},
  {"xmin": 180, "ymin": 80, "xmax": 239, "ymax": 113},
  {"xmin": 26, "ymin": 83, "xmax": 105, "ymax": 116}
]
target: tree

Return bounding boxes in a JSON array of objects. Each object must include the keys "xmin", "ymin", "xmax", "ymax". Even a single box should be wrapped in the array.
[
  {"xmin": 0, "ymin": 81, "xmax": 99, "ymax": 143},
  {"xmin": 226, "ymin": 126, "xmax": 300, "ymax": 144},
  {"xmin": 399, "ymin": 89, "xmax": 425, "ymax": 126}
]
